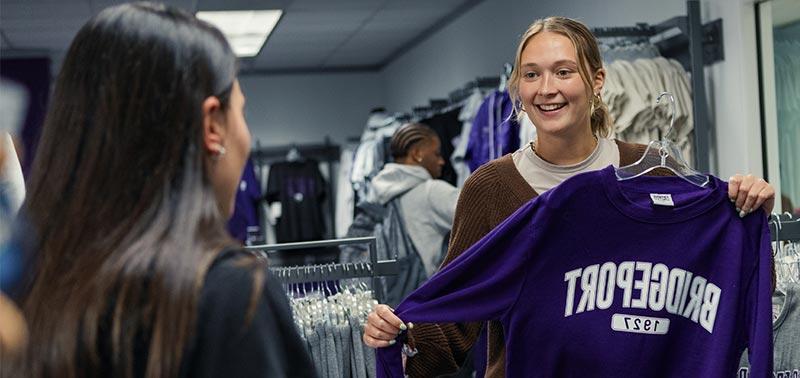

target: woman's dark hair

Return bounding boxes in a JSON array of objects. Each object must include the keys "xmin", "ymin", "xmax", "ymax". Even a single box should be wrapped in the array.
[
  {"xmin": 17, "ymin": 3, "xmax": 261, "ymax": 377},
  {"xmin": 389, "ymin": 123, "xmax": 438, "ymax": 159}
]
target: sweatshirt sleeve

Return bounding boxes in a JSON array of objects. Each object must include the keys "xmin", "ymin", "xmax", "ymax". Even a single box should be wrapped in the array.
[
  {"xmin": 190, "ymin": 258, "xmax": 316, "ymax": 378},
  {"xmin": 744, "ymin": 218, "xmax": 774, "ymax": 378},
  {"xmin": 426, "ymin": 180, "xmax": 459, "ymax": 232},
  {"xmin": 376, "ymin": 198, "xmax": 539, "ymax": 377},
  {"xmin": 405, "ymin": 163, "xmax": 507, "ymax": 377}
]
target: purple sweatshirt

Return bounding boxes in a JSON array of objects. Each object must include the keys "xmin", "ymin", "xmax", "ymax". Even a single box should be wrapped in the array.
[
  {"xmin": 376, "ymin": 166, "xmax": 773, "ymax": 377},
  {"xmin": 464, "ymin": 90, "xmax": 519, "ymax": 172},
  {"xmin": 227, "ymin": 158, "xmax": 262, "ymax": 243}
]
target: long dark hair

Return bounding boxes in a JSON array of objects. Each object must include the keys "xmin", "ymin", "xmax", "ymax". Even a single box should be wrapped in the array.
[{"xmin": 16, "ymin": 3, "xmax": 257, "ymax": 377}]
